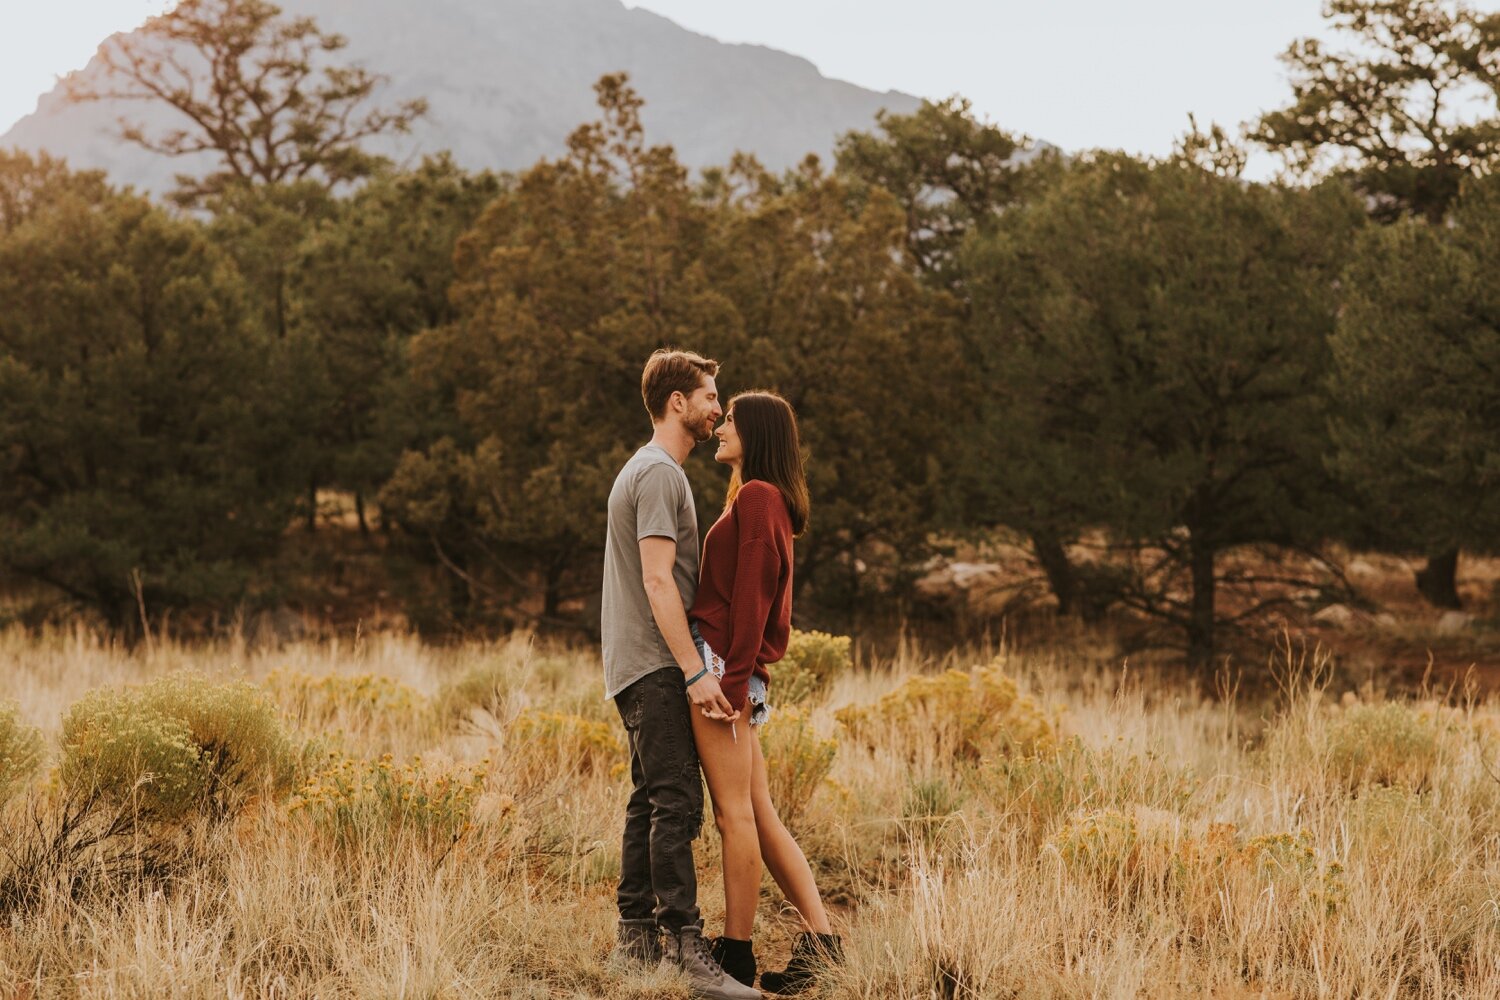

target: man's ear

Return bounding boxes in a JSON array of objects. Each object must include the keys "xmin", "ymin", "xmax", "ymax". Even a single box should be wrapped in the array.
[{"xmin": 668, "ymin": 390, "xmax": 686, "ymax": 414}]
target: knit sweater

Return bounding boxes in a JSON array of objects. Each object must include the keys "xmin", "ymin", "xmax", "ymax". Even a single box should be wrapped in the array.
[{"xmin": 689, "ymin": 479, "xmax": 794, "ymax": 712}]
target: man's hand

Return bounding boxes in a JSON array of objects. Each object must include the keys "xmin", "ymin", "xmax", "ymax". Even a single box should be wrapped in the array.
[{"xmin": 687, "ymin": 672, "xmax": 738, "ymax": 722}]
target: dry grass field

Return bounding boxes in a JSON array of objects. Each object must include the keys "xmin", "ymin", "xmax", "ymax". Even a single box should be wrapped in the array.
[{"xmin": 0, "ymin": 625, "xmax": 1498, "ymax": 998}]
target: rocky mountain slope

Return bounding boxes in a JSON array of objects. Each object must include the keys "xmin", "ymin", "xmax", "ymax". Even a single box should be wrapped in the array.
[{"xmin": 2, "ymin": 0, "xmax": 921, "ymax": 192}]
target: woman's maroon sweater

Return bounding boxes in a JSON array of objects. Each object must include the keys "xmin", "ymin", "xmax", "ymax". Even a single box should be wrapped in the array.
[{"xmin": 689, "ymin": 479, "xmax": 793, "ymax": 712}]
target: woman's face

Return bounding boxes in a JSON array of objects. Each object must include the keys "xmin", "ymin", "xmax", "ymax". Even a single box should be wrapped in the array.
[{"xmin": 714, "ymin": 407, "xmax": 743, "ymax": 466}]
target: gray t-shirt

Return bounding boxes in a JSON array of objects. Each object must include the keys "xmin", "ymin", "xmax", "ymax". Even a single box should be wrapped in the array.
[{"xmin": 601, "ymin": 444, "xmax": 699, "ymax": 699}]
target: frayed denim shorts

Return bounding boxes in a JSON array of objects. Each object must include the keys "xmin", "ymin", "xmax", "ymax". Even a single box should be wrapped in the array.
[{"xmin": 695, "ymin": 636, "xmax": 771, "ymax": 728}]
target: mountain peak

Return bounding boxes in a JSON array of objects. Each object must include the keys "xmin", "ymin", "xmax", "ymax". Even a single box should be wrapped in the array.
[{"xmin": 2, "ymin": 0, "xmax": 920, "ymax": 193}]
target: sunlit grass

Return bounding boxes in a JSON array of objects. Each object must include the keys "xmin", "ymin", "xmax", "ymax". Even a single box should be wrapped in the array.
[{"xmin": 0, "ymin": 624, "xmax": 1498, "ymax": 997}]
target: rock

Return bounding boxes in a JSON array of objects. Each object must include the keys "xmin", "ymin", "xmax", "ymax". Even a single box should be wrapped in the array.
[
  {"xmin": 1347, "ymin": 557, "xmax": 1380, "ymax": 578},
  {"xmin": 1313, "ymin": 604, "xmax": 1356, "ymax": 628},
  {"xmin": 913, "ymin": 563, "xmax": 959, "ymax": 601},
  {"xmin": 948, "ymin": 562, "xmax": 1003, "ymax": 590},
  {"xmin": 1436, "ymin": 610, "xmax": 1475, "ymax": 636},
  {"xmin": 914, "ymin": 560, "xmax": 1005, "ymax": 601}
]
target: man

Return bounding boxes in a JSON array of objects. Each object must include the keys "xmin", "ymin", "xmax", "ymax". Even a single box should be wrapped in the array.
[{"xmin": 602, "ymin": 349, "xmax": 759, "ymax": 999}]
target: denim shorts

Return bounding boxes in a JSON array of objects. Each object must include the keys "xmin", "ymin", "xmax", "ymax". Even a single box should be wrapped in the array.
[{"xmin": 697, "ymin": 638, "xmax": 771, "ymax": 728}]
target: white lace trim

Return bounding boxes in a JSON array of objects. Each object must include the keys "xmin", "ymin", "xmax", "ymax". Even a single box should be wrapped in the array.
[{"xmin": 701, "ymin": 641, "xmax": 727, "ymax": 679}]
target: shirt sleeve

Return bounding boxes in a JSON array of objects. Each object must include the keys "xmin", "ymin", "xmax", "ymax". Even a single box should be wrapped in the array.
[{"xmin": 634, "ymin": 463, "xmax": 684, "ymax": 541}]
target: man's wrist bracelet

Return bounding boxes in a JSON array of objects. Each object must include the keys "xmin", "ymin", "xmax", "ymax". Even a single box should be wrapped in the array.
[{"xmin": 684, "ymin": 667, "xmax": 709, "ymax": 688}]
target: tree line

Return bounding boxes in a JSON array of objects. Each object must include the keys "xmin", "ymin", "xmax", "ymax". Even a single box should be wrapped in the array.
[{"xmin": 1, "ymin": 0, "xmax": 1497, "ymax": 668}]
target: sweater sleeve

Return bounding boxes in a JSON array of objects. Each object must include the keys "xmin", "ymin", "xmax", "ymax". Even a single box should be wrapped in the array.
[
  {"xmin": 720, "ymin": 537, "xmax": 780, "ymax": 711},
  {"xmin": 717, "ymin": 482, "xmax": 786, "ymax": 711}
]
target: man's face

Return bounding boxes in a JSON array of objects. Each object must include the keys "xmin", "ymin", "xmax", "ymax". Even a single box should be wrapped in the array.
[{"xmin": 677, "ymin": 376, "xmax": 722, "ymax": 444}]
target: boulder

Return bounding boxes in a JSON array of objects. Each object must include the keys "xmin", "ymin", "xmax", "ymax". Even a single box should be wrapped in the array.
[
  {"xmin": 1313, "ymin": 604, "xmax": 1356, "ymax": 628},
  {"xmin": 1436, "ymin": 610, "xmax": 1475, "ymax": 636}
]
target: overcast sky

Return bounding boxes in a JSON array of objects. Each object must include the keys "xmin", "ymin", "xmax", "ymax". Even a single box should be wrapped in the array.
[{"xmin": 2, "ymin": 0, "xmax": 1333, "ymax": 175}]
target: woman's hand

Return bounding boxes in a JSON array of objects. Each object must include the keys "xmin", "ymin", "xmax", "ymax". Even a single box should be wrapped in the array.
[{"xmin": 687, "ymin": 672, "xmax": 739, "ymax": 722}]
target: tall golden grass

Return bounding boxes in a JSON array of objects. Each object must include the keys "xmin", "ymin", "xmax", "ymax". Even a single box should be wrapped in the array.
[{"xmin": 0, "ymin": 624, "xmax": 1497, "ymax": 998}]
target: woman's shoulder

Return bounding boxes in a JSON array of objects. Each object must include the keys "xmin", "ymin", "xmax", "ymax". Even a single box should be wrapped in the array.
[{"xmin": 735, "ymin": 480, "xmax": 791, "ymax": 526}]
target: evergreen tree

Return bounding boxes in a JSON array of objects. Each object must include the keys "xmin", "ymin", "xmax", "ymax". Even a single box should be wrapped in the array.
[
  {"xmin": 0, "ymin": 156, "xmax": 294, "ymax": 629},
  {"xmin": 292, "ymin": 156, "xmax": 503, "ymax": 535},
  {"xmin": 966, "ymin": 156, "xmax": 1363, "ymax": 667},
  {"xmin": 1253, "ymin": 0, "xmax": 1500, "ymax": 604},
  {"xmin": 66, "ymin": 0, "xmax": 434, "ymax": 534},
  {"xmin": 1331, "ymin": 177, "xmax": 1500, "ymax": 574},
  {"xmin": 701, "ymin": 156, "xmax": 961, "ymax": 607},
  {"xmin": 834, "ymin": 100, "xmax": 1087, "ymax": 613},
  {"xmin": 834, "ymin": 98, "xmax": 1051, "ymax": 284},
  {"xmin": 384, "ymin": 75, "xmax": 732, "ymax": 625}
]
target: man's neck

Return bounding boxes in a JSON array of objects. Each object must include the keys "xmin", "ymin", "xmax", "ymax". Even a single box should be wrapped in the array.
[{"xmin": 648, "ymin": 424, "xmax": 694, "ymax": 465}]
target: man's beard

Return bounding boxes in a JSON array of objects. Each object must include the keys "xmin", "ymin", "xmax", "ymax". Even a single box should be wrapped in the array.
[{"xmin": 684, "ymin": 409, "xmax": 715, "ymax": 443}]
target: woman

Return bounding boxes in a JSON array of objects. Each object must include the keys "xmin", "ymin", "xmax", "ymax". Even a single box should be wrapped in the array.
[{"xmin": 686, "ymin": 390, "xmax": 841, "ymax": 995}]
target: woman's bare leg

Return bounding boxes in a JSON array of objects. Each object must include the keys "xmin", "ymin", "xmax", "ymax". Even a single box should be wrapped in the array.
[
  {"xmin": 691, "ymin": 709, "xmax": 761, "ymax": 939},
  {"xmin": 749, "ymin": 733, "xmax": 832, "ymax": 934}
]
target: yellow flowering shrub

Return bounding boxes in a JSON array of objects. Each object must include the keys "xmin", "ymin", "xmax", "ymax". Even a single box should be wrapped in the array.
[
  {"xmin": 1176, "ymin": 824, "xmax": 1345, "ymax": 916},
  {"xmin": 760, "ymin": 708, "xmax": 838, "ymax": 825},
  {"xmin": 264, "ymin": 669, "xmax": 428, "ymax": 731},
  {"xmin": 769, "ymin": 631, "xmax": 852, "ymax": 705},
  {"xmin": 1245, "ymin": 831, "xmax": 1347, "ymax": 914},
  {"xmin": 509, "ymin": 711, "xmax": 622, "ymax": 775},
  {"xmin": 288, "ymin": 750, "xmax": 488, "ymax": 851},
  {"xmin": 836, "ymin": 659, "xmax": 1054, "ymax": 761},
  {"xmin": 1048, "ymin": 808, "xmax": 1141, "ymax": 889},
  {"xmin": 0, "ymin": 701, "xmax": 43, "ymax": 802},
  {"xmin": 1325, "ymin": 702, "xmax": 1439, "ymax": 789},
  {"xmin": 61, "ymin": 673, "xmax": 296, "ymax": 820}
]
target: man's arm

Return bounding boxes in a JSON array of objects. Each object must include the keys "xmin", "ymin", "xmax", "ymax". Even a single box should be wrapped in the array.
[{"xmin": 640, "ymin": 535, "xmax": 737, "ymax": 721}]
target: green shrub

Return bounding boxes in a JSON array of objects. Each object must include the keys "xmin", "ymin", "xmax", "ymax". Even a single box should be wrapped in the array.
[
  {"xmin": 768, "ymin": 630, "xmax": 852, "ymax": 705},
  {"xmin": 904, "ymin": 777, "xmax": 965, "ymax": 821},
  {"xmin": 266, "ymin": 669, "xmax": 426, "ymax": 718},
  {"xmin": 0, "ymin": 701, "xmax": 43, "ymax": 802},
  {"xmin": 975, "ymin": 738, "xmax": 1200, "ymax": 839},
  {"xmin": 436, "ymin": 658, "xmax": 511, "ymax": 721},
  {"xmin": 761, "ymin": 708, "xmax": 838, "ymax": 826},
  {"xmin": 837, "ymin": 659, "xmax": 1054, "ymax": 761},
  {"xmin": 264, "ymin": 669, "xmax": 430, "ymax": 741},
  {"xmin": 1325, "ymin": 702, "xmax": 1439, "ymax": 789},
  {"xmin": 1346, "ymin": 784, "xmax": 1438, "ymax": 861},
  {"xmin": 60, "ymin": 673, "xmax": 297, "ymax": 820},
  {"xmin": 289, "ymin": 750, "xmax": 488, "ymax": 852}
]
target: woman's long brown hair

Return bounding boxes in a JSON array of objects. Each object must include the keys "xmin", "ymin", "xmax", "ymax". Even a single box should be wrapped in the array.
[{"xmin": 723, "ymin": 391, "xmax": 810, "ymax": 536}]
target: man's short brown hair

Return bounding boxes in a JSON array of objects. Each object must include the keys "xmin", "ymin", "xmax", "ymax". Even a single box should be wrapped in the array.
[{"xmin": 641, "ymin": 348, "xmax": 719, "ymax": 420}]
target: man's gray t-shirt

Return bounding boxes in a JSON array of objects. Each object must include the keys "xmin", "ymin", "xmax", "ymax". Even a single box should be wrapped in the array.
[{"xmin": 602, "ymin": 444, "xmax": 699, "ymax": 699}]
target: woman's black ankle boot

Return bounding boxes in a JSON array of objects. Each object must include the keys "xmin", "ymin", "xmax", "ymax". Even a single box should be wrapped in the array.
[
  {"xmin": 708, "ymin": 935, "xmax": 757, "ymax": 987},
  {"xmin": 760, "ymin": 931, "xmax": 842, "ymax": 995}
]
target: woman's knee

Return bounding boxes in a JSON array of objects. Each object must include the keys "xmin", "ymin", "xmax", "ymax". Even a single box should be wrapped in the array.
[{"xmin": 712, "ymin": 798, "xmax": 757, "ymax": 838}]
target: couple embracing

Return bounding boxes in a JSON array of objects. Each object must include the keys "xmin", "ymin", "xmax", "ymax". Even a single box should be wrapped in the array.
[{"xmin": 602, "ymin": 349, "xmax": 840, "ymax": 998}]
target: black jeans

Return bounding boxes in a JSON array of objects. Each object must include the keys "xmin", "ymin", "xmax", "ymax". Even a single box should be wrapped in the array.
[{"xmin": 614, "ymin": 665, "xmax": 703, "ymax": 932}]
